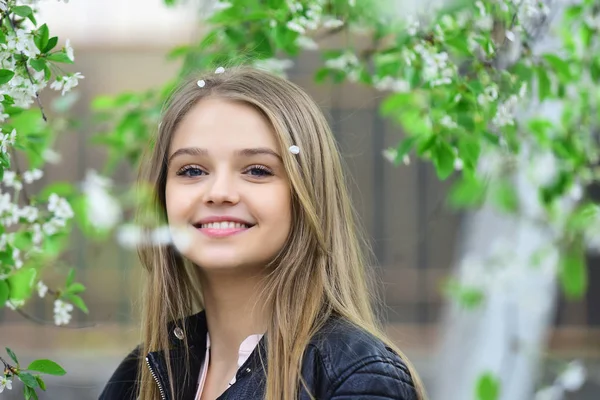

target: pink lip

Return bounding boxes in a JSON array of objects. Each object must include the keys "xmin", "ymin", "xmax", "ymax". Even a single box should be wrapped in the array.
[{"xmin": 194, "ymin": 215, "xmax": 254, "ymax": 225}]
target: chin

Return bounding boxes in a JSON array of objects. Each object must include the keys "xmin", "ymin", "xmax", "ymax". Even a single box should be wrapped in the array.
[{"xmin": 191, "ymin": 252, "xmax": 263, "ymax": 272}]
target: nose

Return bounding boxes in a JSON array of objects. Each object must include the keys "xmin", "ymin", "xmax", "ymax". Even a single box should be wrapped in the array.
[{"xmin": 202, "ymin": 172, "xmax": 240, "ymax": 205}]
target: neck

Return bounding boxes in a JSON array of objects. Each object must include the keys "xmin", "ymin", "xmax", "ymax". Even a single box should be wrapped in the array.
[{"xmin": 199, "ymin": 268, "xmax": 270, "ymax": 359}]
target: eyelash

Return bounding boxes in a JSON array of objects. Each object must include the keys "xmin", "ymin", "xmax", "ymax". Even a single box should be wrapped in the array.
[{"xmin": 175, "ymin": 165, "xmax": 274, "ymax": 178}]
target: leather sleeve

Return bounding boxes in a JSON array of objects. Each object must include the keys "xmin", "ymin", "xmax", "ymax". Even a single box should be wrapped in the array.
[
  {"xmin": 327, "ymin": 355, "xmax": 418, "ymax": 400},
  {"xmin": 98, "ymin": 346, "xmax": 141, "ymax": 400}
]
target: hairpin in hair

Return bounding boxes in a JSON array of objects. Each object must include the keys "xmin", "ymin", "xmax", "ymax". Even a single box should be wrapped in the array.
[
  {"xmin": 197, "ymin": 80, "xmax": 206, "ymax": 88},
  {"xmin": 215, "ymin": 67, "xmax": 225, "ymax": 74},
  {"xmin": 288, "ymin": 145, "xmax": 300, "ymax": 155}
]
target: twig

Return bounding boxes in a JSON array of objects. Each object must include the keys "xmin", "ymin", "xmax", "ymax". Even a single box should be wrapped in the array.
[
  {"xmin": 6, "ymin": 14, "xmax": 47, "ymax": 122},
  {"xmin": 15, "ymin": 308, "xmax": 98, "ymax": 330},
  {"xmin": 0, "ymin": 355, "xmax": 18, "ymax": 374}
]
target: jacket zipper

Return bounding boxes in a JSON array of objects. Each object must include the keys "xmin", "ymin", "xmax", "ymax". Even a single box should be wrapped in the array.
[{"xmin": 145, "ymin": 356, "xmax": 167, "ymax": 400}]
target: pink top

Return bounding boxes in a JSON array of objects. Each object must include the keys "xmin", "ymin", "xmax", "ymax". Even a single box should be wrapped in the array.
[{"xmin": 194, "ymin": 333, "xmax": 264, "ymax": 399}]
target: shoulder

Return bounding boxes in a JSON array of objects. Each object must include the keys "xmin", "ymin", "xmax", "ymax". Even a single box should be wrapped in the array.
[
  {"xmin": 99, "ymin": 346, "xmax": 141, "ymax": 400},
  {"xmin": 303, "ymin": 316, "xmax": 418, "ymax": 400}
]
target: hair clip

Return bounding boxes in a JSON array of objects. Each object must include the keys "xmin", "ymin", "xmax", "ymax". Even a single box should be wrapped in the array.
[
  {"xmin": 288, "ymin": 145, "xmax": 300, "ymax": 155},
  {"xmin": 197, "ymin": 80, "xmax": 206, "ymax": 88},
  {"xmin": 215, "ymin": 67, "xmax": 225, "ymax": 74}
]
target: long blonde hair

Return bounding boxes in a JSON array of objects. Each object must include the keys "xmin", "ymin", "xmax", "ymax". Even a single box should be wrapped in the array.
[{"xmin": 136, "ymin": 66, "xmax": 427, "ymax": 400}]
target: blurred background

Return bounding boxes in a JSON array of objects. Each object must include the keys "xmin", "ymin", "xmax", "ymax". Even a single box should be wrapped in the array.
[{"xmin": 0, "ymin": 0, "xmax": 599, "ymax": 399}]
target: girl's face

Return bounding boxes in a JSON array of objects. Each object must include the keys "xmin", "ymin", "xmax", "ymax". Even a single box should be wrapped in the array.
[{"xmin": 165, "ymin": 98, "xmax": 292, "ymax": 273}]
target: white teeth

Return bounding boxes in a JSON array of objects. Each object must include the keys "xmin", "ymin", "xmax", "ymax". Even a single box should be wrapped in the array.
[{"xmin": 199, "ymin": 222, "xmax": 249, "ymax": 229}]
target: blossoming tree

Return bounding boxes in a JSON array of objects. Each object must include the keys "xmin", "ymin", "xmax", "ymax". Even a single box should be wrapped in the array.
[
  {"xmin": 2, "ymin": 0, "xmax": 600, "ymax": 399},
  {"xmin": 0, "ymin": 0, "xmax": 87, "ymax": 397}
]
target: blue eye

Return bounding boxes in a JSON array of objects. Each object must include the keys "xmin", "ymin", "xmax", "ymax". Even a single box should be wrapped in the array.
[
  {"xmin": 245, "ymin": 165, "xmax": 273, "ymax": 177},
  {"xmin": 176, "ymin": 166, "xmax": 205, "ymax": 177}
]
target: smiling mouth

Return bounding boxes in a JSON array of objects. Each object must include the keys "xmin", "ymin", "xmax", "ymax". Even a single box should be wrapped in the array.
[{"xmin": 194, "ymin": 221, "xmax": 254, "ymax": 229}]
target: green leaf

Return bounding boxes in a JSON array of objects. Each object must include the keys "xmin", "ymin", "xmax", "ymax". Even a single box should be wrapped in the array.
[
  {"xmin": 567, "ymin": 204, "xmax": 598, "ymax": 232},
  {"xmin": 0, "ymin": 30, "xmax": 6, "ymax": 45},
  {"xmin": 0, "ymin": 279, "xmax": 8, "ymax": 305},
  {"xmin": 13, "ymin": 5, "xmax": 33, "ymax": 18},
  {"xmin": 34, "ymin": 375, "xmax": 46, "ymax": 391},
  {"xmin": 559, "ymin": 244, "xmax": 587, "ymax": 300},
  {"xmin": 66, "ymin": 282, "xmax": 86, "ymax": 295},
  {"xmin": 66, "ymin": 268, "xmax": 75, "ymax": 287},
  {"xmin": 34, "ymin": 24, "xmax": 50, "ymax": 52},
  {"xmin": 19, "ymin": 372, "xmax": 39, "ymax": 388},
  {"xmin": 65, "ymin": 293, "xmax": 89, "ymax": 314},
  {"xmin": 91, "ymin": 95, "xmax": 116, "ymax": 110},
  {"xmin": 380, "ymin": 92, "xmax": 416, "ymax": 115},
  {"xmin": 29, "ymin": 58, "xmax": 46, "ymax": 72},
  {"xmin": 527, "ymin": 118, "xmax": 554, "ymax": 147},
  {"xmin": 27, "ymin": 359, "xmax": 67, "ymax": 376},
  {"xmin": 537, "ymin": 67, "xmax": 551, "ymax": 101},
  {"xmin": 491, "ymin": 180, "xmax": 519, "ymax": 213},
  {"xmin": 23, "ymin": 385, "xmax": 39, "ymax": 400},
  {"xmin": 7, "ymin": 268, "xmax": 37, "ymax": 301},
  {"xmin": 448, "ymin": 175, "xmax": 486, "ymax": 208},
  {"xmin": 476, "ymin": 372, "xmax": 500, "ymax": 400},
  {"xmin": 6, "ymin": 347, "xmax": 19, "ymax": 365},
  {"xmin": 43, "ymin": 36, "xmax": 58, "ymax": 53},
  {"xmin": 432, "ymin": 142, "xmax": 455, "ymax": 180},
  {"xmin": 591, "ymin": 57, "xmax": 600, "ymax": 82},
  {"xmin": 444, "ymin": 279, "xmax": 485, "ymax": 309},
  {"xmin": 46, "ymin": 51, "xmax": 74, "ymax": 64},
  {"xmin": 396, "ymin": 136, "xmax": 418, "ymax": 159},
  {"xmin": 0, "ymin": 69, "xmax": 16, "ymax": 85},
  {"xmin": 543, "ymin": 54, "xmax": 571, "ymax": 82}
]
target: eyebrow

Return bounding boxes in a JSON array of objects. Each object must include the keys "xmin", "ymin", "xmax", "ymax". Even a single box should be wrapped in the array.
[{"xmin": 168, "ymin": 147, "xmax": 282, "ymax": 165}]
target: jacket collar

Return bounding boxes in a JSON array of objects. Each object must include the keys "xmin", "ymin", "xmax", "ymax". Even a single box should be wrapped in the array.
[{"xmin": 145, "ymin": 311, "xmax": 267, "ymax": 400}]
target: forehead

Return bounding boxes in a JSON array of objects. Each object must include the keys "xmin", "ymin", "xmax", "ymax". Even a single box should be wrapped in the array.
[{"xmin": 169, "ymin": 98, "xmax": 279, "ymax": 153}]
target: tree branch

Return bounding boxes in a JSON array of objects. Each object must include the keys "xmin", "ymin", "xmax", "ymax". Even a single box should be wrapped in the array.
[
  {"xmin": 6, "ymin": 14, "xmax": 47, "ymax": 122},
  {"xmin": 15, "ymin": 308, "xmax": 98, "ymax": 330}
]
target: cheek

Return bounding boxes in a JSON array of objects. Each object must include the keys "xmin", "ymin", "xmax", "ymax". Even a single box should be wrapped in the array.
[{"xmin": 164, "ymin": 181, "xmax": 189, "ymax": 223}]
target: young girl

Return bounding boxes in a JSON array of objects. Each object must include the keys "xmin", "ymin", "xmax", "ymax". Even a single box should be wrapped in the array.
[{"xmin": 100, "ymin": 67, "xmax": 426, "ymax": 400}]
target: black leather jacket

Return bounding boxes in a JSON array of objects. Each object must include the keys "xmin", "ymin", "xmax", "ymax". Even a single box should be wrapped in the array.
[{"xmin": 99, "ymin": 311, "xmax": 417, "ymax": 399}]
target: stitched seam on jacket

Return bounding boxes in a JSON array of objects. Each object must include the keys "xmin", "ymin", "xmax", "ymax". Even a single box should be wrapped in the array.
[{"xmin": 325, "ymin": 355, "xmax": 414, "ymax": 398}]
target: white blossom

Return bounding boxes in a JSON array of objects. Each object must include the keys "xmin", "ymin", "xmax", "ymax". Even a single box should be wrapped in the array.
[
  {"xmin": 116, "ymin": 224, "xmax": 144, "ymax": 249},
  {"xmin": 374, "ymin": 76, "xmax": 410, "ymax": 93},
  {"xmin": 22, "ymin": 168, "xmax": 43, "ymax": 184},
  {"xmin": 64, "ymin": 38, "xmax": 74, "ymax": 61},
  {"xmin": 42, "ymin": 148, "xmax": 62, "ymax": 164},
  {"xmin": 48, "ymin": 193, "xmax": 74, "ymax": 221},
  {"xmin": 286, "ymin": 20, "xmax": 306, "ymax": 34},
  {"xmin": 322, "ymin": 18, "xmax": 344, "ymax": 29},
  {"xmin": 50, "ymin": 72, "xmax": 84, "ymax": 96},
  {"xmin": 296, "ymin": 36, "xmax": 318, "ymax": 50},
  {"xmin": 406, "ymin": 15, "xmax": 420, "ymax": 36},
  {"xmin": 324, "ymin": 52, "xmax": 359, "ymax": 71},
  {"xmin": 5, "ymin": 299, "xmax": 24, "ymax": 310},
  {"xmin": 37, "ymin": 280, "xmax": 48, "ymax": 298},
  {"xmin": 0, "ymin": 376, "xmax": 12, "ymax": 393},
  {"xmin": 81, "ymin": 170, "xmax": 121, "ymax": 230},
  {"xmin": 558, "ymin": 360, "xmax": 586, "ymax": 391},
  {"xmin": 492, "ymin": 95, "xmax": 519, "ymax": 127},
  {"xmin": 382, "ymin": 148, "xmax": 397, "ymax": 164},
  {"xmin": 53, "ymin": 299, "xmax": 74, "ymax": 326},
  {"xmin": 0, "ymin": 129, "xmax": 16, "ymax": 154},
  {"xmin": 32, "ymin": 223, "xmax": 43, "ymax": 245},
  {"xmin": 454, "ymin": 158, "xmax": 464, "ymax": 171},
  {"xmin": 253, "ymin": 58, "xmax": 294, "ymax": 78}
]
